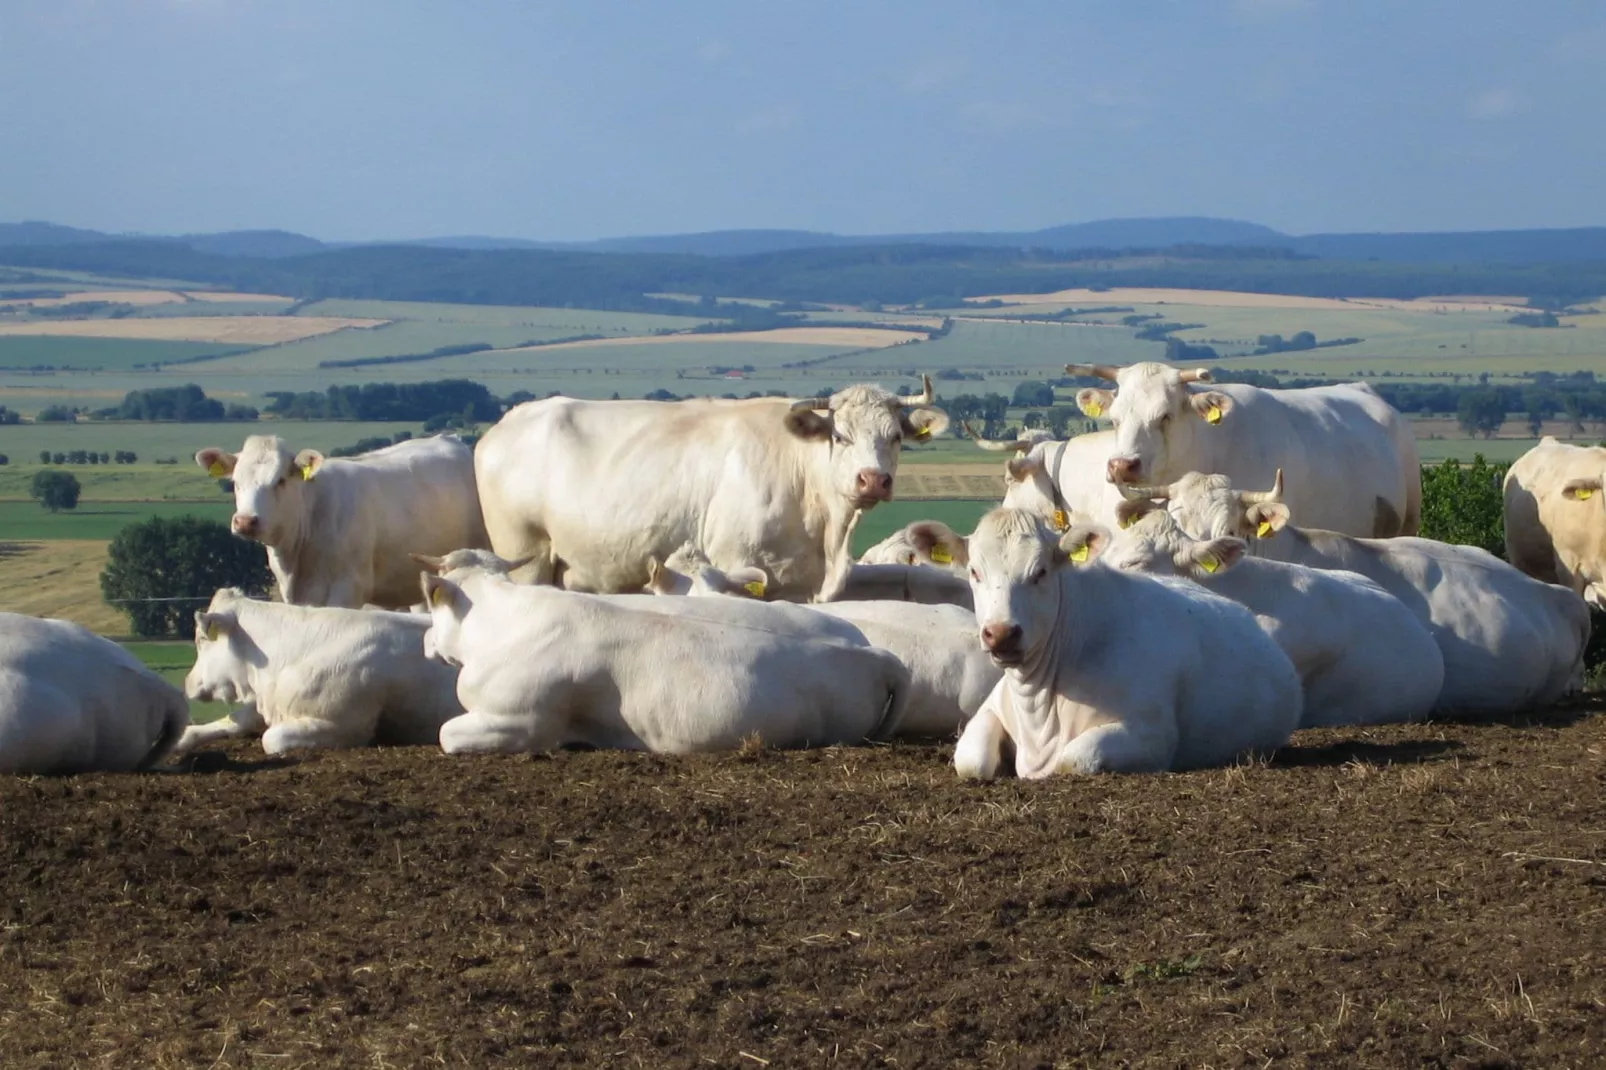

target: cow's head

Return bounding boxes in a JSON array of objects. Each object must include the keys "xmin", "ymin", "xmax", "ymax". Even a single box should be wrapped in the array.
[
  {"xmin": 784, "ymin": 376, "xmax": 950, "ymax": 509},
  {"xmin": 905, "ymin": 509, "xmax": 1107, "ymax": 669},
  {"xmin": 411, "ymin": 549, "xmax": 532, "ymax": 583},
  {"xmin": 1098, "ymin": 503, "xmax": 1249, "ymax": 581},
  {"xmin": 1068, "ymin": 362, "xmax": 1234, "ymax": 486},
  {"xmin": 965, "ymin": 423, "xmax": 1072, "ymax": 532},
  {"xmin": 196, "ymin": 436, "xmax": 324, "ymax": 544},
  {"xmin": 644, "ymin": 545, "xmax": 769, "ymax": 598},
  {"xmin": 1120, "ymin": 469, "xmax": 1289, "ymax": 544},
  {"xmin": 419, "ymin": 573, "xmax": 472, "ymax": 667},
  {"xmin": 186, "ymin": 588, "xmax": 254, "ymax": 705}
]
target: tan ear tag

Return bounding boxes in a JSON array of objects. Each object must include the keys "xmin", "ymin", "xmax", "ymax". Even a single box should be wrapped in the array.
[
  {"xmin": 1068, "ymin": 544, "xmax": 1090, "ymax": 564},
  {"xmin": 204, "ymin": 621, "xmax": 220, "ymax": 641},
  {"xmin": 743, "ymin": 580, "xmax": 767, "ymax": 598},
  {"xmin": 1577, "ymin": 488, "xmax": 1595, "ymax": 501},
  {"xmin": 1084, "ymin": 400, "xmax": 1103, "ymax": 418},
  {"xmin": 1052, "ymin": 509, "xmax": 1070, "ymax": 532},
  {"xmin": 1199, "ymin": 554, "xmax": 1221, "ymax": 574},
  {"xmin": 1257, "ymin": 520, "xmax": 1274, "ymax": 538},
  {"xmin": 929, "ymin": 545, "xmax": 953, "ymax": 565},
  {"xmin": 1205, "ymin": 406, "xmax": 1223, "ymax": 425},
  {"xmin": 207, "ymin": 461, "xmax": 228, "ymax": 479}
]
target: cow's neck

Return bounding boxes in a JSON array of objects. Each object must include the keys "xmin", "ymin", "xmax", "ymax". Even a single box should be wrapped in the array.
[{"xmin": 999, "ymin": 581, "xmax": 1083, "ymax": 775}]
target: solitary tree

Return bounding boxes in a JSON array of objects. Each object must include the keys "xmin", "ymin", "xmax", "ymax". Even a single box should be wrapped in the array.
[
  {"xmin": 30, "ymin": 470, "xmax": 80, "ymax": 512},
  {"xmin": 1456, "ymin": 389, "xmax": 1507, "ymax": 439},
  {"xmin": 100, "ymin": 516, "xmax": 273, "ymax": 638}
]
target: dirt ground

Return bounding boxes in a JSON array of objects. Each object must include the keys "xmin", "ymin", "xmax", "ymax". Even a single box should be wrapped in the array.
[{"xmin": 2, "ymin": 702, "xmax": 1604, "ymax": 1069}]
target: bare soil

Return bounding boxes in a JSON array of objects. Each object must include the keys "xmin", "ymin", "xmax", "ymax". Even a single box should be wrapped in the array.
[{"xmin": 2, "ymin": 702, "xmax": 1604, "ymax": 1068}]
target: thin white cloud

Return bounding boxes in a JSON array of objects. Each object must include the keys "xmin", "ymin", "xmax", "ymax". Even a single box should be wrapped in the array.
[{"xmin": 1468, "ymin": 87, "xmax": 1520, "ymax": 119}]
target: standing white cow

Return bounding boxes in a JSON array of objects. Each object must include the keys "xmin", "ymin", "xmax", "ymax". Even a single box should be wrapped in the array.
[
  {"xmin": 965, "ymin": 425, "xmax": 1124, "ymax": 529},
  {"xmin": 176, "ymin": 589, "xmax": 464, "ymax": 757},
  {"xmin": 0, "ymin": 613, "xmax": 189, "ymax": 774},
  {"xmin": 195, "ymin": 434, "xmax": 487, "ymax": 609},
  {"xmin": 1067, "ymin": 362, "xmax": 1420, "ymax": 537},
  {"xmin": 473, "ymin": 379, "xmax": 949, "ymax": 601},
  {"xmin": 420, "ymin": 570, "xmax": 911, "ymax": 754},
  {"xmin": 1099, "ymin": 504, "xmax": 1443, "ymax": 728},
  {"xmin": 904, "ymin": 511, "xmax": 1302, "ymax": 778},
  {"xmin": 1140, "ymin": 470, "xmax": 1590, "ymax": 716},
  {"xmin": 1503, "ymin": 437, "xmax": 1606, "ymax": 605}
]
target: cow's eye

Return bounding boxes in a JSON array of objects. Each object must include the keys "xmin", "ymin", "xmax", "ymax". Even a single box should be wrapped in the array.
[
  {"xmin": 890, "ymin": 432, "xmax": 904, "ymax": 446},
  {"xmin": 969, "ymin": 568, "xmax": 981, "ymax": 582},
  {"xmin": 904, "ymin": 552, "xmax": 917, "ymax": 565},
  {"xmin": 1031, "ymin": 568, "xmax": 1047, "ymax": 584},
  {"xmin": 832, "ymin": 430, "xmax": 852, "ymax": 446},
  {"xmin": 275, "ymin": 476, "xmax": 287, "ymax": 488},
  {"xmin": 1159, "ymin": 414, "xmax": 1173, "ymax": 427}
]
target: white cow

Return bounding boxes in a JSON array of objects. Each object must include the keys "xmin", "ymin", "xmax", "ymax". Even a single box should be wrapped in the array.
[
  {"xmin": 1099, "ymin": 504, "xmax": 1443, "ymax": 728},
  {"xmin": 177, "ymin": 588, "xmax": 463, "ymax": 756},
  {"xmin": 473, "ymin": 379, "xmax": 949, "ymax": 601},
  {"xmin": 1067, "ymin": 362, "xmax": 1420, "ymax": 537},
  {"xmin": 420, "ymin": 570, "xmax": 912, "ymax": 754},
  {"xmin": 905, "ymin": 511, "xmax": 1302, "ymax": 778},
  {"xmin": 965, "ymin": 425, "xmax": 1124, "ymax": 530},
  {"xmin": 195, "ymin": 433, "xmax": 488, "ymax": 609},
  {"xmin": 0, "ymin": 613, "xmax": 189, "ymax": 774},
  {"xmin": 1503, "ymin": 437, "xmax": 1606, "ymax": 606},
  {"xmin": 1143, "ymin": 470, "xmax": 1590, "ymax": 716}
]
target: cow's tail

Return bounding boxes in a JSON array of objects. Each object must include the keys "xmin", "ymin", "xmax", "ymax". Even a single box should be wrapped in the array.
[
  {"xmin": 137, "ymin": 694, "xmax": 191, "ymax": 771},
  {"xmin": 868, "ymin": 657, "xmax": 912, "ymax": 742}
]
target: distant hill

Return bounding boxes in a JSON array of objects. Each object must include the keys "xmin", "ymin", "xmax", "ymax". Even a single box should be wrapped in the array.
[
  {"xmin": 1284, "ymin": 228, "xmax": 1606, "ymax": 264},
  {"xmin": 0, "ymin": 221, "xmax": 324, "ymax": 259}
]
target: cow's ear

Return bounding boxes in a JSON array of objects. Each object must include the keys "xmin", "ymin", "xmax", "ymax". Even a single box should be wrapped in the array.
[
  {"xmin": 784, "ymin": 407, "xmax": 833, "ymax": 441},
  {"xmin": 1076, "ymin": 388, "xmax": 1115, "ymax": 420},
  {"xmin": 1057, "ymin": 523, "xmax": 1109, "ymax": 567},
  {"xmin": 1115, "ymin": 498, "xmax": 1159, "ymax": 530},
  {"xmin": 1562, "ymin": 478, "xmax": 1604, "ymax": 502},
  {"xmin": 906, "ymin": 521, "xmax": 968, "ymax": 568},
  {"xmin": 719, "ymin": 566, "xmax": 770, "ymax": 599},
  {"xmin": 1189, "ymin": 391, "xmax": 1235, "ymax": 426},
  {"xmin": 293, "ymin": 449, "xmax": 325, "ymax": 481},
  {"xmin": 196, "ymin": 611, "xmax": 233, "ymax": 642},
  {"xmin": 1245, "ymin": 502, "xmax": 1290, "ymax": 539},
  {"xmin": 1179, "ymin": 537, "xmax": 1246, "ymax": 580},
  {"xmin": 643, "ymin": 557, "xmax": 674, "ymax": 595},
  {"xmin": 901, "ymin": 407, "xmax": 950, "ymax": 443},
  {"xmin": 420, "ymin": 574, "xmax": 467, "ymax": 615},
  {"xmin": 195, "ymin": 448, "xmax": 236, "ymax": 479}
]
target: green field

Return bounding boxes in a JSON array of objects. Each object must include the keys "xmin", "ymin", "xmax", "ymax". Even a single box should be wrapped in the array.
[
  {"xmin": 0, "ymin": 335, "xmax": 258, "ymax": 371},
  {"xmin": 123, "ymin": 640, "xmax": 228, "ymax": 724},
  {"xmin": 852, "ymin": 499, "xmax": 991, "ymax": 555},
  {"xmin": 0, "ymin": 499, "xmax": 232, "ymax": 540}
]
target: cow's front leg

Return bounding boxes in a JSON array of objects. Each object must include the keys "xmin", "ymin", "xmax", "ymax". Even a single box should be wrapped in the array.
[
  {"xmin": 1057, "ymin": 721, "xmax": 1170, "ymax": 776},
  {"xmin": 261, "ymin": 716, "xmax": 370, "ymax": 755},
  {"xmin": 953, "ymin": 707, "xmax": 1009, "ymax": 779},
  {"xmin": 168, "ymin": 704, "xmax": 267, "ymax": 761},
  {"xmin": 439, "ymin": 709, "xmax": 565, "ymax": 756}
]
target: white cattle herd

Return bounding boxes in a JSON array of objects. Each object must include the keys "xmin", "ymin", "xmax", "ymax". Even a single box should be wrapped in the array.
[{"xmin": 0, "ymin": 360, "xmax": 1597, "ymax": 778}]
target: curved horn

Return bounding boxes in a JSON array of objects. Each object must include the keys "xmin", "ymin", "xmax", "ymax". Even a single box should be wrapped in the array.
[
  {"xmin": 1116, "ymin": 481, "xmax": 1177, "ymax": 502},
  {"xmin": 501, "ymin": 554, "xmax": 537, "ymax": 573},
  {"xmin": 899, "ymin": 373, "xmax": 935, "ymax": 407},
  {"xmin": 1239, "ymin": 468, "xmax": 1284, "ymax": 505},
  {"xmin": 409, "ymin": 552, "xmax": 446, "ymax": 573},
  {"xmin": 1065, "ymin": 363, "xmax": 1121, "ymax": 381},
  {"xmin": 964, "ymin": 421, "xmax": 1031, "ymax": 453},
  {"xmin": 1177, "ymin": 367, "xmax": 1214, "ymax": 384},
  {"xmin": 789, "ymin": 394, "xmax": 831, "ymax": 413}
]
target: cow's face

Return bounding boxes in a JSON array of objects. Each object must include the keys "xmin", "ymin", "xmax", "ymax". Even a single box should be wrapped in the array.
[
  {"xmin": 999, "ymin": 445, "xmax": 1071, "ymax": 532},
  {"xmin": 1157, "ymin": 471, "xmax": 1291, "ymax": 545},
  {"xmin": 785, "ymin": 383, "xmax": 950, "ymax": 509},
  {"xmin": 420, "ymin": 574, "xmax": 470, "ymax": 667},
  {"xmin": 645, "ymin": 545, "xmax": 768, "ymax": 598},
  {"xmin": 1074, "ymin": 363, "xmax": 1233, "ymax": 485},
  {"xmin": 1100, "ymin": 506, "xmax": 1247, "ymax": 581},
  {"xmin": 908, "ymin": 510, "xmax": 1103, "ymax": 669},
  {"xmin": 186, "ymin": 598, "xmax": 250, "ymax": 704},
  {"xmin": 196, "ymin": 436, "xmax": 323, "ymax": 545}
]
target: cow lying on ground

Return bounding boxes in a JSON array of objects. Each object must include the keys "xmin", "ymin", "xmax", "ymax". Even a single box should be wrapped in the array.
[
  {"xmin": 176, "ymin": 589, "xmax": 463, "ymax": 757},
  {"xmin": 905, "ymin": 511, "xmax": 1302, "ymax": 777},
  {"xmin": 195, "ymin": 433, "xmax": 487, "ymax": 609},
  {"xmin": 854, "ymin": 527, "xmax": 975, "ymax": 609},
  {"xmin": 1100, "ymin": 503, "xmax": 1443, "ymax": 728},
  {"xmin": 0, "ymin": 613, "xmax": 189, "ymax": 774},
  {"xmin": 965, "ymin": 425, "xmax": 1124, "ymax": 529},
  {"xmin": 1135, "ymin": 470, "xmax": 1590, "ymax": 716},
  {"xmin": 1503, "ymin": 437, "xmax": 1606, "ymax": 606},
  {"xmin": 420, "ymin": 562, "xmax": 911, "ymax": 754},
  {"xmin": 473, "ymin": 378, "xmax": 949, "ymax": 600},
  {"xmin": 1067, "ymin": 362, "xmax": 1419, "ymax": 537}
]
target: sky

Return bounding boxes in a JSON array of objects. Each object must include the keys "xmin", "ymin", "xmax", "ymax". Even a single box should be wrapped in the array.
[{"xmin": 2, "ymin": 0, "xmax": 1604, "ymax": 242}]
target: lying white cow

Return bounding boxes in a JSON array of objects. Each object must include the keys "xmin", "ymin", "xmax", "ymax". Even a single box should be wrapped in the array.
[
  {"xmin": 1100, "ymin": 504, "xmax": 1443, "ymax": 728},
  {"xmin": 1142, "ymin": 470, "xmax": 1590, "ymax": 716},
  {"xmin": 1503, "ymin": 437, "xmax": 1606, "ymax": 605},
  {"xmin": 177, "ymin": 589, "xmax": 463, "ymax": 756},
  {"xmin": 473, "ymin": 378, "xmax": 949, "ymax": 600},
  {"xmin": 905, "ymin": 511, "xmax": 1302, "ymax": 777},
  {"xmin": 1068, "ymin": 362, "xmax": 1419, "ymax": 537},
  {"xmin": 965, "ymin": 425, "xmax": 1124, "ymax": 530},
  {"xmin": 195, "ymin": 433, "xmax": 487, "ymax": 609},
  {"xmin": 0, "ymin": 613, "xmax": 189, "ymax": 774},
  {"xmin": 420, "ymin": 569, "xmax": 911, "ymax": 754}
]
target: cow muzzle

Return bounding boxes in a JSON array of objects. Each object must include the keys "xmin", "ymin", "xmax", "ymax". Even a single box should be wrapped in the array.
[
  {"xmin": 855, "ymin": 469, "xmax": 894, "ymax": 505},
  {"xmin": 980, "ymin": 622, "xmax": 1024, "ymax": 665},
  {"xmin": 231, "ymin": 513, "xmax": 262, "ymax": 539},
  {"xmin": 1106, "ymin": 457, "xmax": 1143, "ymax": 484}
]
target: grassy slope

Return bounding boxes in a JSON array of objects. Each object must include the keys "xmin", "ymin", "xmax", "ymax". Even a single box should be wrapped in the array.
[{"xmin": 0, "ymin": 336, "xmax": 257, "ymax": 370}]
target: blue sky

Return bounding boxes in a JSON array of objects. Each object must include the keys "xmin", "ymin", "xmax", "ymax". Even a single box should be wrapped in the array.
[{"xmin": 3, "ymin": 0, "xmax": 1603, "ymax": 241}]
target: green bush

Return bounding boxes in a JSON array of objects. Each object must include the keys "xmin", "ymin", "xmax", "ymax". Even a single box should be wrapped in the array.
[
  {"xmin": 100, "ymin": 516, "xmax": 273, "ymax": 638},
  {"xmin": 30, "ymin": 470, "xmax": 81, "ymax": 512},
  {"xmin": 1418, "ymin": 455, "xmax": 1507, "ymax": 558}
]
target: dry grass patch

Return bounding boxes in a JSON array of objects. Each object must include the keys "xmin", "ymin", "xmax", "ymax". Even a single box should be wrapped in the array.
[
  {"xmin": 495, "ymin": 326, "xmax": 924, "ymax": 356},
  {"xmin": 0, "ymin": 316, "xmax": 387, "ymax": 344},
  {"xmin": 0, "ymin": 540, "xmax": 122, "ymax": 633},
  {"xmin": 896, "ymin": 464, "xmax": 1005, "ymax": 499}
]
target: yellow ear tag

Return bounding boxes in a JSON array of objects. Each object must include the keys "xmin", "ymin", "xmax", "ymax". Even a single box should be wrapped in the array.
[
  {"xmin": 204, "ymin": 622, "xmax": 220, "ymax": 641},
  {"xmin": 1069, "ymin": 544, "xmax": 1090, "ymax": 564},
  {"xmin": 1084, "ymin": 400, "xmax": 1103, "ymax": 418},
  {"xmin": 1052, "ymin": 509, "xmax": 1070, "ymax": 532},
  {"xmin": 429, "ymin": 585, "xmax": 450, "ymax": 608},
  {"xmin": 1205, "ymin": 406, "xmax": 1223, "ymax": 425},
  {"xmin": 914, "ymin": 426, "xmax": 932, "ymax": 441},
  {"xmin": 1199, "ymin": 554, "xmax": 1221, "ymax": 574},
  {"xmin": 1577, "ymin": 488, "xmax": 1595, "ymax": 501},
  {"xmin": 1119, "ymin": 512, "xmax": 1136, "ymax": 529},
  {"xmin": 207, "ymin": 461, "xmax": 227, "ymax": 478},
  {"xmin": 1257, "ymin": 520, "xmax": 1274, "ymax": 538},
  {"xmin": 929, "ymin": 545, "xmax": 953, "ymax": 565},
  {"xmin": 743, "ymin": 580, "xmax": 767, "ymax": 598},
  {"xmin": 301, "ymin": 463, "xmax": 317, "ymax": 481}
]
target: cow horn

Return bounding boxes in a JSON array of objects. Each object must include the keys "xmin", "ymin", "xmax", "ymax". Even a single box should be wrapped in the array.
[
  {"xmin": 502, "ymin": 554, "xmax": 537, "ymax": 573},
  {"xmin": 1116, "ymin": 481, "xmax": 1176, "ymax": 502},
  {"xmin": 1178, "ymin": 367, "xmax": 1214, "ymax": 384},
  {"xmin": 1065, "ymin": 363, "xmax": 1121, "ymax": 381},
  {"xmin": 409, "ymin": 552, "xmax": 446, "ymax": 573},
  {"xmin": 789, "ymin": 394, "xmax": 831, "ymax": 413},
  {"xmin": 1239, "ymin": 468, "xmax": 1284, "ymax": 505},
  {"xmin": 963, "ymin": 421, "xmax": 1031, "ymax": 453},
  {"xmin": 898, "ymin": 374, "xmax": 936, "ymax": 407}
]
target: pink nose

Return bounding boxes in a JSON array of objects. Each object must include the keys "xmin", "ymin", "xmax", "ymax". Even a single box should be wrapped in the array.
[
  {"xmin": 980, "ymin": 622, "xmax": 1022, "ymax": 655},
  {"xmin": 856, "ymin": 469, "xmax": 893, "ymax": 501},
  {"xmin": 1107, "ymin": 457, "xmax": 1142, "ymax": 483},
  {"xmin": 231, "ymin": 513, "xmax": 260, "ymax": 537}
]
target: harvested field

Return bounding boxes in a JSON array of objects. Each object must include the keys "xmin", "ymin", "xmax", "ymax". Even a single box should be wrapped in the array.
[
  {"xmin": 494, "ymin": 326, "xmax": 925, "ymax": 356},
  {"xmin": 0, "ymin": 316, "xmax": 386, "ymax": 344},
  {"xmin": 2, "ymin": 704, "xmax": 1603, "ymax": 1067},
  {"xmin": 893, "ymin": 463, "xmax": 1004, "ymax": 499},
  {"xmin": 0, "ymin": 539, "xmax": 121, "ymax": 633},
  {"xmin": 0, "ymin": 290, "xmax": 290, "ymax": 308},
  {"xmin": 965, "ymin": 287, "xmax": 1546, "ymax": 314}
]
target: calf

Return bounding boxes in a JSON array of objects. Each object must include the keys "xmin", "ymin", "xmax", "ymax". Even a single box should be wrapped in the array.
[{"xmin": 1503, "ymin": 437, "xmax": 1606, "ymax": 605}]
